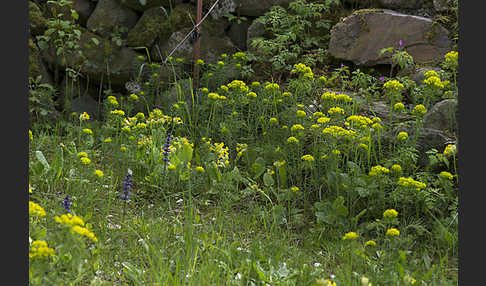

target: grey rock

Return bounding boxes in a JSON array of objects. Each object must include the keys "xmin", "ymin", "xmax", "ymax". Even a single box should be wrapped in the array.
[
  {"xmin": 416, "ymin": 127, "xmax": 452, "ymax": 166},
  {"xmin": 151, "ymin": 27, "xmax": 236, "ymax": 64},
  {"xmin": 409, "ymin": 67, "xmax": 442, "ymax": 85},
  {"xmin": 433, "ymin": 0, "xmax": 449, "ymax": 12},
  {"xmin": 73, "ymin": 0, "xmax": 96, "ymax": 27},
  {"xmin": 246, "ymin": 20, "xmax": 266, "ymax": 52},
  {"xmin": 119, "ymin": 0, "xmax": 182, "ymax": 12},
  {"xmin": 126, "ymin": 7, "xmax": 170, "ymax": 48},
  {"xmin": 68, "ymin": 95, "xmax": 101, "ymax": 120},
  {"xmin": 423, "ymin": 99, "xmax": 457, "ymax": 134},
  {"xmin": 41, "ymin": 28, "xmax": 140, "ymax": 88},
  {"xmin": 87, "ymin": 0, "xmax": 139, "ymax": 38},
  {"xmin": 227, "ymin": 21, "xmax": 251, "ymax": 51},
  {"xmin": 328, "ymin": 9, "xmax": 451, "ymax": 66},
  {"xmin": 234, "ymin": 0, "xmax": 294, "ymax": 17},
  {"xmin": 377, "ymin": 0, "xmax": 423, "ymax": 9}
]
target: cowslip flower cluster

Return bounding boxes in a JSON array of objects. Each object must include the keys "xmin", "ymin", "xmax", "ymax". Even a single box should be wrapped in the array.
[
  {"xmin": 443, "ymin": 144, "xmax": 456, "ymax": 156},
  {"xmin": 291, "ymin": 63, "xmax": 313, "ymax": 79},
  {"xmin": 29, "ymin": 240, "xmax": 55, "ymax": 259},
  {"xmin": 301, "ymin": 154, "xmax": 315, "ymax": 162},
  {"xmin": 79, "ymin": 112, "xmax": 90, "ymax": 121},
  {"xmin": 213, "ymin": 142, "xmax": 230, "ymax": 168},
  {"xmin": 342, "ymin": 231, "xmax": 358, "ymax": 240},
  {"xmin": 129, "ymin": 93, "xmax": 139, "ymax": 101},
  {"xmin": 106, "ymin": 95, "xmax": 118, "ymax": 106},
  {"xmin": 394, "ymin": 102, "xmax": 405, "ymax": 112},
  {"xmin": 287, "ymin": 136, "xmax": 299, "ymax": 144},
  {"xmin": 29, "ymin": 201, "xmax": 46, "ymax": 217},
  {"xmin": 397, "ymin": 177, "xmax": 426, "ymax": 191},
  {"xmin": 291, "ymin": 124, "xmax": 305, "ymax": 132},
  {"xmin": 369, "ymin": 165, "xmax": 390, "ymax": 176},
  {"xmin": 397, "ymin": 131, "xmax": 408, "ymax": 141},
  {"xmin": 444, "ymin": 50, "xmax": 458, "ymax": 66},
  {"xmin": 383, "ymin": 209, "xmax": 398, "ymax": 219},
  {"xmin": 232, "ymin": 51, "xmax": 247, "ymax": 62},
  {"xmin": 317, "ymin": 116, "xmax": 331, "ymax": 124},
  {"xmin": 111, "ymin": 109, "xmax": 125, "ymax": 116},
  {"xmin": 391, "ymin": 164, "xmax": 402, "ymax": 174},
  {"xmin": 71, "ymin": 225, "xmax": 98, "ymax": 242},
  {"xmin": 383, "ymin": 80, "xmax": 404, "ymax": 91},
  {"xmin": 328, "ymin": 106, "xmax": 345, "ymax": 116},
  {"xmin": 439, "ymin": 171, "xmax": 454, "ymax": 180},
  {"xmin": 413, "ymin": 104, "xmax": 427, "ymax": 116},
  {"xmin": 386, "ymin": 228, "xmax": 400, "ymax": 237},
  {"xmin": 346, "ymin": 115, "xmax": 373, "ymax": 129},
  {"xmin": 423, "ymin": 75, "xmax": 445, "ymax": 88},
  {"xmin": 94, "ymin": 169, "xmax": 104, "ymax": 178},
  {"xmin": 82, "ymin": 128, "xmax": 93, "ymax": 135},
  {"xmin": 365, "ymin": 240, "xmax": 376, "ymax": 247},
  {"xmin": 264, "ymin": 82, "xmax": 280, "ymax": 91},
  {"xmin": 296, "ymin": 110, "xmax": 307, "ymax": 118},
  {"xmin": 227, "ymin": 80, "xmax": 249, "ymax": 93},
  {"xmin": 321, "ymin": 92, "xmax": 352, "ymax": 103},
  {"xmin": 322, "ymin": 125, "xmax": 356, "ymax": 138},
  {"xmin": 55, "ymin": 213, "xmax": 85, "ymax": 226}
]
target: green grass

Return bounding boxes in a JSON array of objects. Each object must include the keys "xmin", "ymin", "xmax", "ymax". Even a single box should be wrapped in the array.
[{"xmin": 29, "ymin": 56, "xmax": 458, "ymax": 285}]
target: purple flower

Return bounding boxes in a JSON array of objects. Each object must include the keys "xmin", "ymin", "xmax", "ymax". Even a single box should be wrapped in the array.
[
  {"xmin": 121, "ymin": 172, "xmax": 133, "ymax": 201},
  {"xmin": 61, "ymin": 195, "xmax": 71, "ymax": 213},
  {"xmin": 399, "ymin": 40, "xmax": 403, "ymax": 47},
  {"xmin": 379, "ymin": 76, "xmax": 385, "ymax": 82},
  {"xmin": 162, "ymin": 132, "xmax": 172, "ymax": 163},
  {"xmin": 340, "ymin": 63, "xmax": 344, "ymax": 68}
]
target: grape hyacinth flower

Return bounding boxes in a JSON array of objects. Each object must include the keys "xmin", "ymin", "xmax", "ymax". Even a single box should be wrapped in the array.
[
  {"xmin": 61, "ymin": 195, "xmax": 71, "ymax": 213},
  {"xmin": 121, "ymin": 172, "xmax": 133, "ymax": 201},
  {"xmin": 399, "ymin": 40, "xmax": 403, "ymax": 47},
  {"xmin": 162, "ymin": 132, "xmax": 172, "ymax": 163}
]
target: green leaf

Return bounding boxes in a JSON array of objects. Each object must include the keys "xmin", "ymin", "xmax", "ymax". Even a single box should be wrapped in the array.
[
  {"xmin": 35, "ymin": 151, "xmax": 50, "ymax": 170},
  {"xmin": 263, "ymin": 172, "xmax": 275, "ymax": 187},
  {"xmin": 91, "ymin": 37, "xmax": 99, "ymax": 46}
]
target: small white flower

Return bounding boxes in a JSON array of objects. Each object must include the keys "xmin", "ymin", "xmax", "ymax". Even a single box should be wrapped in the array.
[
  {"xmin": 235, "ymin": 273, "xmax": 242, "ymax": 280},
  {"xmin": 314, "ymin": 262, "xmax": 322, "ymax": 267}
]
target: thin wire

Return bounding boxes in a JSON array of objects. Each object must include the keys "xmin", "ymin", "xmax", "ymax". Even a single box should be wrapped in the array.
[{"xmin": 162, "ymin": 0, "xmax": 221, "ymax": 64}]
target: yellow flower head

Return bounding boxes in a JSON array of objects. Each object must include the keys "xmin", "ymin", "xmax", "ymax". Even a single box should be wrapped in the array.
[
  {"xmin": 317, "ymin": 116, "xmax": 331, "ymax": 124},
  {"xmin": 413, "ymin": 104, "xmax": 427, "ymax": 116},
  {"xmin": 269, "ymin": 117, "xmax": 278, "ymax": 124},
  {"xmin": 328, "ymin": 106, "xmax": 345, "ymax": 116},
  {"xmin": 398, "ymin": 177, "xmax": 426, "ymax": 191},
  {"xmin": 80, "ymin": 157, "xmax": 91, "ymax": 165},
  {"xmin": 29, "ymin": 201, "xmax": 46, "ymax": 217},
  {"xmin": 365, "ymin": 240, "xmax": 376, "ymax": 247},
  {"xmin": 369, "ymin": 165, "xmax": 390, "ymax": 176},
  {"xmin": 82, "ymin": 128, "xmax": 93, "ymax": 135},
  {"xmin": 443, "ymin": 144, "xmax": 456, "ymax": 157},
  {"xmin": 287, "ymin": 136, "xmax": 299, "ymax": 144},
  {"xmin": 391, "ymin": 164, "xmax": 402, "ymax": 174},
  {"xmin": 342, "ymin": 231, "xmax": 358, "ymax": 240},
  {"xmin": 301, "ymin": 154, "xmax": 315, "ymax": 162},
  {"xmin": 386, "ymin": 228, "xmax": 400, "ymax": 237},
  {"xmin": 291, "ymin": 124, "xmax": 305, "ymax": 132},
  {"xmin": 296, "ymin": 110, "xmax": 306, "ymax": 118},
  {"xmin": 94, "ymin": 169, "xmax": 104, "ymax": 178},
  {"xmin": 77, "ymin": 152, "xmax": 88, "ymax": 158},
  {"xmin": 79, "ymin": 112, "xmax": 90, "ymax": 122},
  {"xmin": 129, "ymin": 93, "xmax": 139, "ymax": 101},
  {"xmin": 439, "ymin": 171, "xmax": 454, "ymax": 180},
  {"xmin": 195, "ymin": 166, "xmax": 205, "ymax": 173},
  {"xmin": 29, "ymin": 240, "xmax": 55, "ymax": 259},
  {"xmin": 397, "ymin": 131, "xmax": 408, "ymax": 141},
  {"xmin": 383, "ymin": 209, "xmax": 398, "ymax": 219},
  {"xmin": 290, "ymin": 186, "xmax": 299, "ymax": 192},
  {"xmin": 394, "ymin": 102, "xmax": 405, "ymax": 112}
]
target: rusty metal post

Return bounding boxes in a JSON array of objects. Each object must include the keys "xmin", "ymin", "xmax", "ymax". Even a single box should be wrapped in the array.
[{"xmin": 193, "ymin": 0, "xmax": 203, "ymax": 94}]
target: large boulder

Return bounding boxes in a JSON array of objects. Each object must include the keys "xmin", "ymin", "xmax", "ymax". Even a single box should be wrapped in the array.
[
  {"xmin": 119, "ymin": 0, "xmax": 182, "ymax": 12},
  {"xmin": 127, "ymin": 4, "xmax": 196, "ymax": 48},
  {"xmin": 41, "ymin": 28, "xmax": 139, "ymax": 87},
  {"xmin": 377, "ymin": 0, "xmax": 423, "ymax": 9},
  {"xmin": 73, "ymin": 0, "xmax": 96, "ymax": 27},
  {"xmin": 328, "ymin": 9, "xmax": 452, "ymax": 66},
  {"xmin": 234, "ymin": 0, "xmax": 294, "ymax": 17},
  {"xmin": 126, "ymin": 7, "xmax": 170, "ymax": 48},
  {"xmin": 423, "ymin": 99, "xmax": 458, "ymax": 135},
  {"xmin": 86, "ymin": 0, "xmax": 139, "ymax": 38},
  {"xmin": 151, "ymin": 27, "xmax": 236, "ymax": 63},
  {"xmin": 227, "ymin": 20, "xmax": 251, "ymax": 51}
]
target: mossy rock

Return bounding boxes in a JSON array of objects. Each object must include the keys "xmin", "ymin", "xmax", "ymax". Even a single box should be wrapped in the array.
[
  {"xmin": 119, "ymin": 0, "xmax": 182, "ymax": 12},
  {"xmin": 29, "ymin": 1, "xmax": 48, "ymax": 36},
  {"xmin": 126, "ymin": 7, "xmax": 170, "ymax": 48},
  {"xmin": 86, "ymin": 0, "xmax": 139, "ymax": 38},
  {"xmin": 29, "ymin": 38, "xmax": 41, "ymax": 78}
]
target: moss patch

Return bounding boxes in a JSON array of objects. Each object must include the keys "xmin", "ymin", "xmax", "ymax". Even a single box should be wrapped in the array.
[
  {"xmin": 29, "ymin": 38, "xmax": 41, "ymax": 78},
  {"xmin": 29, "ymin": 1, "xmax": 48, "ymax": 36}
]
